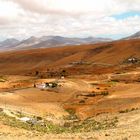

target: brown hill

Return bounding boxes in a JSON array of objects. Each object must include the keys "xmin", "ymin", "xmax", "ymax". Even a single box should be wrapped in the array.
[{"xmin": 0, "ymin": 39, "xmax": 139, "ymax": 74}]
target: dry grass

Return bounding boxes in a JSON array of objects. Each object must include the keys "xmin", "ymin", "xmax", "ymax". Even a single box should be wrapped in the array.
[{"xmin": 0, "ymin": 111, "xmax": 118, "ymax": 134}]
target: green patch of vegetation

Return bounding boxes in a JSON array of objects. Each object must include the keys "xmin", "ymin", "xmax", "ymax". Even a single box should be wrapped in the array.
[
  {"xmin": 0, "ymin": 111, "xmax": 118, "ymax": 134},
  {"xmin": 63, "ymin": 117, "xmax": 118, "ymax": 133},
  {"xmin": 15, "ymin": 111, "xmax": 26, "ymax": 118},
  {"xmin": 64, "ymin": 109, "xmax": 78, "ymax": 120},
  {"xmin": 0, "ymin": 112, "xmax": 65, "ymax": 133}
]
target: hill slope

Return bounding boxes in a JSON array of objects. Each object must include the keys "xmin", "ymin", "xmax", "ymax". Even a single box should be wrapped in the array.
[
  {"xmin": 124, "ymin": 31, "xmax": 140, "ymax": 40},
  {"xmin": 0, "ymin": 39, "xmax": 139, "ymax": 74}
]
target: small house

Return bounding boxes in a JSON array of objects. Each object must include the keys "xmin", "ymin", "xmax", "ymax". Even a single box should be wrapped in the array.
[
  {"xmin": 128, "ymin": 57, "xmax": 138, "ymax": 63},
  {"xmin": 36, "ymin": 82, "xmax": 58, "ymax": 90},
  {"xmin": 124, "ymin": 56, "xmax": 139, "ymax": 64}
]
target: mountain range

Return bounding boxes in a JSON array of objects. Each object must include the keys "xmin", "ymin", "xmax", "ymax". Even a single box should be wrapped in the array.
[
  {"xmin": 124, "ymin": 31, "xmax": 140, "ymax": 40},
  {"xmin": 0, "ymin": 36, "xmax": 112, "ymax": 51},
  {"xmin": 1, "ymin": 31, "xmax": 140, "ymax": 51}
]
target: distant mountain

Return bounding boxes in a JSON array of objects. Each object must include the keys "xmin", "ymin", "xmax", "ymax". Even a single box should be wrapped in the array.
[
  {"xmin": 13, "ymin": 36, "xmax": 40, "ymax": 50},
  {"xmin": 20, "ymin": 36, "xmax": 39, "ymax": 44},
  {"xmin": 0, "ymin": 36, "xmax": 112, "ymax": 51},
  {"xmin": 124, "ymin": 31, "xmax": 140, "ymax": 40},
  {"xmin": 0, "ymin": 38, "xmax": 19, "ymax": 50}
]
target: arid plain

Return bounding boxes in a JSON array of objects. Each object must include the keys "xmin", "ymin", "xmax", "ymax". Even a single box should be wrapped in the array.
[{"xmin": 0, "ymin": 38, "xmax": 140, "ymax": 140}]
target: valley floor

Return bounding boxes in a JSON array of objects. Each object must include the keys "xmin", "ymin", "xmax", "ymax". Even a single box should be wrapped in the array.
[{"xmin": 0, "ymin": 66, "xmax": 139, "ymax": 140}]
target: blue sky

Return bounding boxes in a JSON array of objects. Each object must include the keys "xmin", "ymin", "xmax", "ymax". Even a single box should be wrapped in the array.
[
  {"xmin": 112, "ymin": 11, "xmax": 140, "ymax": 20},
  {"xmin": 0, "ymin": 0, "xmax": 140, "ymax": 40}
]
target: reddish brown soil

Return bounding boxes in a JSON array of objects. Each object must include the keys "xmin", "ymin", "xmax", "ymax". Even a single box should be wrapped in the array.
[
  {"xmin": 0, "ymin": 39, "xmax": 140, "ymax": 139},
  {"xmin": 0, "ymin": 39, "xmax": 139, "ymax": 75},
  {"xmin": 0, "ymin": 72, "xmax": 139, "ymax": 120},
  {"xmin": 0, "ymin": 39, "xmax": 139, "ymax": 120}
]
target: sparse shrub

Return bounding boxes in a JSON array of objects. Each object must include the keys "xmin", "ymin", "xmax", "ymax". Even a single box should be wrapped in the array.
[
  {"xmin": 0, "ymin": 111, "xmax": 118, "ymax": 134},
  {"xmin": 63, "ymin": 122, "xmax": 71, "ymax": 127},
  {"xmin": 35, "ymin": 71, "xmax": 39, "ymax": 76},
  {"xmin": 136, "ymin": 78, "xmax": 140, "ymax": 82},
  {"xmin": 115, "ymin": 72, "xmax": 121, "ymax": 74},
  {"xmin": 65, "ymin": 109, "xmax": 78, "ymax": 120},
  {"xmin": 65, "ymin": 109, "xmax": 75, "ymax": 115},
  {"xmin": 60, "ymin": 69, "xmax": 68, "ymax": 77},
  {"xmin": 0, "ymin": 76, "xmax": 6, "ymax": 82},
  {"xmin": 0, "ymin": 108, "xmax": 3, "ymax": 112},
  {"xmin": 101, "ymin": 91, "xmax": 109, "ymax": 96},
  {"xmin": 86, "ymin": 94, "xmax": 96, "ymax": 97},
  {"xmin": 90, "ymin": 83, "xmax": 98, "ymax": 86},
  {"xmin": 119, "ymin": 108, "xmax": 138, "ymax": 113},
  {"xmin": 105, "ymin": 133, "xmax": 110, "ymax": 136},
  {"xmin": 15, "ymin": 111, "xmax": 25, "ymax": 118},
  {"xmin": 119, "ymin": 109, "xmax": 129, "ymax": 113},
  {"xmin": 122, "ymin": 137, "xmax": 128, "ymax": 140},
  {"xmin": 79, "ymin": 100, "xmax": 85, "ymax": 104},
  {"xmin": 36, "ymin": 116, "xmax": 42, "ymax": 120},
  {"xmin": 111, "ymin": 79, "xmax": 119, "ymax": 82}
]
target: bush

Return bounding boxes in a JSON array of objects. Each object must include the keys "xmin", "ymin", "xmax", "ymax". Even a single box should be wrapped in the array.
[
  {"xmin": 64, "ymin": 109, "xmax": 78, "ymax": 120},
  {"xmin": 111, "ymin": 79, "xmax": 119, "ymax": 82},
  {"xmin": 119, "ymin": 108, "xmax": 138, "ymax": 113},
  {"xmin": 79, "ymin": 100, "xmax": 85, "ymax": 104},
  {"xmin": 101, "ymin": 91, "xmax": 109, "ymax": 96}
]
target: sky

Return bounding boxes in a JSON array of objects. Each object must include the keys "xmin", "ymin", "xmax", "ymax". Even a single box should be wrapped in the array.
[{"xmin": 0, "ymin": 0, "xmax": 140, "ymax": 41}]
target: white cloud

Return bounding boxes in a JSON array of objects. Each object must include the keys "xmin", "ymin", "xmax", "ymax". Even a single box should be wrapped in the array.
[{"xmin": 0, "ymin": 0, "xmax": 140, "ymax": 40}]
